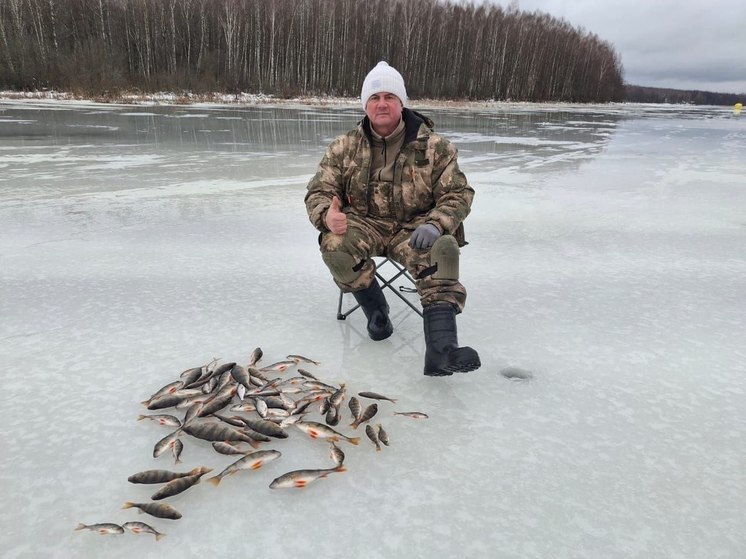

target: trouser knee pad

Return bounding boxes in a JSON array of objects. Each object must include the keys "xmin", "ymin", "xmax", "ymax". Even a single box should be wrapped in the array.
[
  {"xmin": 322, "ymin": 251, "xmax": 361, "ymax": 284},
  {"xmin": 431, "ymin": 235, "xmax": 459, "ymax": 280}
]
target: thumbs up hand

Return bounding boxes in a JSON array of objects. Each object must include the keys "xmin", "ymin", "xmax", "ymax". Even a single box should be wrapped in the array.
[{"xmin": 324, "ymin": 196, "xmax": 348, "ymax": 235}]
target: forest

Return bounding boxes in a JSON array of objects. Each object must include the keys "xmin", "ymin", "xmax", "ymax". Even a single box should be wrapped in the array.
[
  {"xmin": 0, "ymin": 0, "xmax": 626, "ymax": 103},
  {"xmin": 624, "ymin": 85, "xmax": 742, "ymax": 107}
]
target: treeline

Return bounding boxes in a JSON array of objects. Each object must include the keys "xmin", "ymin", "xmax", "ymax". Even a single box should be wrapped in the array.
[
  {"xmin": 625, "ymin": 85, "xmax": 743, "ymax": 106},
  {"xmin": 0, "ymin": 0, "xmax": 625, "ymax": 102}
]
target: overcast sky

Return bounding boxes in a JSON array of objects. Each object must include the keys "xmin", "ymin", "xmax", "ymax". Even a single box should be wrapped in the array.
[{"xmin": 496, "ymin": 0, "xmax": 746, "ymax": 94}]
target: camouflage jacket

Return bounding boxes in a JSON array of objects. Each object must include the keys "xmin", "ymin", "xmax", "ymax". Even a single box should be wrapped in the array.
[{"xmin": 305, "ymin": 108, "xmax": 473, "ymax": 245}]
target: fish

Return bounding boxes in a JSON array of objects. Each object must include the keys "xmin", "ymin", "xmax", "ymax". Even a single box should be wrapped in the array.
[
  {"xmin": 247, "ymin": 347, "xmax": 263, "ymax": 367},
  {"xmin": 230, "ymin": 364, "xmax": 253, "ymax": 391},
  {"xmin": 294, "ymin": 421, "xmax": 360, "ymax": 445},
  {"xmin": 319, "ymin": 397, "xmax": 331, "ymax": 416},
  {"xmin": 212, "ymin": 361, "xmax": 237, "ymax": 377},
  {"xmin": 254, "ymin": 398, "xmax": 269, "ymax": 418},
  {"xmin": 75, "ymin": 522, "xmax": 124, "ymax": 535},
  {"xmin": 200, "ymin": 376, "xmax": 217, "ymax": 394},
  {"xmin": 348, "ymin": 396, "xmax": 361, "ymax": 423},
  {"xmin": 137, "ymin": 414, "xmax": 182, "ymax": 428},
  {"xmin": 211, "ymin": 441, "xmax": 249, "ymax": 456},
  {"xmin": 260, "ymin": 360, "xmax": 296, "ymax": 373},
  {"xmin": 182, "ymin": 420, "xmax": 257, "ymax": 444},
  {"xmin": 128, "ymin": 468, "xmax": 204, "ymax": 484},
  {"xmin": 169, "ymin": 388, "xmax": 208, "ymax": 399},
  {"xmin": 146, "ymin": 393, "xmax": 187, "ymax": 411},
  {"xmin": 286, "ymin": 354, "xmax": 321, "ymax": 366},
  {"xmin": 122, "ymin": 502, "xmax": 182, "ymax": 520},
  {"xmin": 150, "ymin": 467, "xmax": 212, "ymax": 500},
  {"xmin": 175, "ymin": 393, "xmax": 212, "ymax": 410},
  {"xmin": 329, "ymin": 441, "xmax": 345, "ymax": 468},
  {"xmin": 265, "ymin": 407, "xmax": 290, "ymax": 420},
  {"xmin": 365, "ymin": 424, "xmax": 381, "ymax": 451},
  {"xmin": 197, "ymin": 393, "xmax": 234, "ymax": 417},
  {"xmin": 357, "ymin": 391, "xmax": 398, "ymax": 404},
  {"xmin": 153, "ymin": 430, "xmax": 182, "ymax": 458},
  {"xmin": 280, "ymin": 414, "xmax": 304, "ymax": 428},
  {"xmin": 393, "ymin": 411, "xmax": 429, "ymax": 419},
  {"xmin": 182, "ymin": 402, "xmax": 204, "ymax": 426},
  {"xmin": 247, "ymin": 366, "xmax": 270, "ymax": 384},
  {"xmin": 329, "ymin": 383, "xmax": 347, "ymax": 409},
  {"xmin": 122, "ymin": 521, "xmax": 166, "ymax": 541},
  {"xmin": 325, "ymin": 404, "xmax": 340, "ymax": 426},
  {"xmin": 207, "ymin": 450, "xmax": 282, "ymax": 486},
  {"xmin": 350, "ymin": 403, "xmax": 378, "ymax": 429},
  {"xmin": 290, "ymin": 400, "xmax": 312, "ymax": 416},
  {"xmin": 297, "ymin": 368, "xmax": 319, "ymax": 380},
  {"xmin": 269, "ymin": 467, "xmax": 346, "ymax": 489},
  {"xmin": 239, "ymin": 417, "xmax": 289, "ymax": 439},
  {"xmin": 228, "ymin": 402, "xmax": 257, "ymax": 413},
  {"xmin": 263, "ymin": 395, "xmax": 294, "ymax": 410},
  {"xmin": 171, "ymin": 438, "xmax": 183, "ymax": 464},
  {"xmin": 302, "ymin": 380, "xmax": 337, "ymax": 392},
  {"xmin": 376, "ymin": 424, "xmax": 389, "ymax": 446},
  {"xmin": 142, "ymin": 381, "xmax": 184, "ymax": 405},
  {"xmin": 179, "ymin": 367, "xmax": 204, "ymax": 387}
]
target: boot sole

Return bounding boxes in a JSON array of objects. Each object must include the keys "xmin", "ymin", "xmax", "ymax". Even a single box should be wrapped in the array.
[
  {"xmin": 368, "ymin": 327, "xmax": 393, "ymax": 341},
  {"xmin": 424, "ymin": 359, "xmax": 481, "ymax": 376}
]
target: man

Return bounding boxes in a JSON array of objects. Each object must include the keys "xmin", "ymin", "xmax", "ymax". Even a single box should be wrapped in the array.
[{"xmin": 305, "ymin": 61, "xmax": 480, "ymax": 377}]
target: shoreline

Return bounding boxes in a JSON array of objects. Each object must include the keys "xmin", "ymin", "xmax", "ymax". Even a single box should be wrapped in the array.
[{"xmin": 0, "ymin": 89, "xmax": 628, "ymax": 110}]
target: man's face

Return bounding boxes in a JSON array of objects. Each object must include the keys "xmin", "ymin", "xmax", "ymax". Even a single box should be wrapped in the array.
[{"xmin": 365, "ymin": 92, "xmax": 403, "ymax": 136}]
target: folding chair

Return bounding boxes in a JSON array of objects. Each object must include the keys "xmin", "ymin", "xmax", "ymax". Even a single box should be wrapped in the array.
[{"xmin": 336, "ymin": 257, "xmax": 423, "ymax": 320}]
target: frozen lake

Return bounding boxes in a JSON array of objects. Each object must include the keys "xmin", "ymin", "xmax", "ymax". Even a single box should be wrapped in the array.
[{"xmin": 1, "ymin": 99, "xmax": 744, "ymax": 558}]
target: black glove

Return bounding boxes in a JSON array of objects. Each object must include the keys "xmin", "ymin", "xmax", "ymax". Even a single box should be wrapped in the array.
[{"xmin": 408, "ymin": 223, "xmax": 441, "ymax": 249}]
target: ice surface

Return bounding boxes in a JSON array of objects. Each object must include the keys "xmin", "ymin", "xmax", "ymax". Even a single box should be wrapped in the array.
[{"xmin": 0, "ymin": 100, "xmax": 744, "ymax": 559}]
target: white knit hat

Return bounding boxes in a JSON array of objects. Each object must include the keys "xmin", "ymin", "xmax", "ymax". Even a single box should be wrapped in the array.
[{"xmin": 360, "ymin": 61, "xmax": 408, "ymax": 110}]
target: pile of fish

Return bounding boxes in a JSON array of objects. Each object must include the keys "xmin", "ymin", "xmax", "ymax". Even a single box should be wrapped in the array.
[{"xmin": 76, "ymin": 348, "xmax": 428, "ymax": 540}]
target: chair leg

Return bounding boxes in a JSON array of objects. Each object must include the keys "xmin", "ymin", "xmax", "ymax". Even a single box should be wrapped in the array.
[{"xmin": 336, "ymin": 257, "xmax": 422, "ymax": 320}]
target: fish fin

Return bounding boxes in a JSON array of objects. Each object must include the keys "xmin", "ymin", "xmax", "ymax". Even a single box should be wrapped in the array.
[
  {"xmin": 75, "ymin": 523, "xmax": 86, "ymax": 531},
  {"xmin": 294, "ymin": 480, "xmax": 307, "ymax": 488},
  {"xmin": 250, "ymin": 462, "xmax": 263, "ymax": 470}
]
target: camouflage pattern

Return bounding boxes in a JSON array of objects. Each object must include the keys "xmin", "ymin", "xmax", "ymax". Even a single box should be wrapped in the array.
[
  {"xmin": 319, "ymin": 214, "xmax": 467, "ymax": 312},
  {"xmin": 305, "ymin": 108, "xmax": 474, "ymax": 312}
]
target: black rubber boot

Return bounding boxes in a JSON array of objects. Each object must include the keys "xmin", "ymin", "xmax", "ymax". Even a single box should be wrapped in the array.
[
  {"xmin": 423, "ymin": 303, "xmax": 481, "ymax": 376},
  {"xmin": 352, "ymin": 280, "xmax": 393, "ymax": 341}
]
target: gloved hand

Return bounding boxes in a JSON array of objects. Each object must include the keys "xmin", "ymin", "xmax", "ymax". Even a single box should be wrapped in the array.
[
  {"xmin": 324, "ymin": 196, "xmax": 348, "ymax": 235},
  {"xmin": 408, "ymin": 223, "xmax": 441, "ymax": 249}
]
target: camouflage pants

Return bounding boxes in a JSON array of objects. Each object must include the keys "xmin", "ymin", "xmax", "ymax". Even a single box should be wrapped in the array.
[{"xmin": 319, "ymin": 214, "xmax": 467, "ymax": 312}]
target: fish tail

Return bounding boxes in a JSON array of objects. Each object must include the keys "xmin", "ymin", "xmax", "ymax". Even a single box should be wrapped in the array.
[
  {"xmin": 155, "ymin": 533, "xmax": 166, "ymax": 541},
  {"xmin": 122, "ymin": 502, "xmax": 134, "ymax": 510},
  {"xmin": 74, "ymin": 523, "xmax": 87, "ymax": 531},
  {"xmin": 137, "ymin": 415, "xmax": 146, "ymax": 421},
  {"xmin": 335, "ymin": 466, "xmax": 348, "ymax": 473},
  {"xmin": 348, "ymin": 437, "xmax": 360, "ymax": 446},
  {"xmin": 208, "ymin": 476, "xmax": 221, "ymax": 486}
]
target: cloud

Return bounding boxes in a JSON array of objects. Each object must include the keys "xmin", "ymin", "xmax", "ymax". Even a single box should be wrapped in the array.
[{"xmin": 499, "ymin": 0, "xmax": 746, "ymax": 94}]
